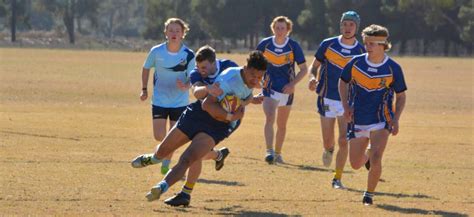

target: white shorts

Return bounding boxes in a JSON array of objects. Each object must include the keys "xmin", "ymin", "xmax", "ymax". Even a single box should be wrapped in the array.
[
  {"xmin": 269, "ymin": 90, "xmax": 292, "ymax": 107},
  {"xmin": 353, "ymin": 122, "xmax": 386, "ymax": 138},
  {"xmin": 318, "ymin": 97, "xmax": 344, "ymax": 118}
]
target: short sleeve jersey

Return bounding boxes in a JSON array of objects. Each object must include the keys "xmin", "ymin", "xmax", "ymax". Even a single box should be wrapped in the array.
[
  {"xmin": 340, "ymin": 54, "xmax": 407, "ymax": 125},
  {"xmin": 256, "ymin": 36, "xmax": 306, "ymax": 93},
  {"xmin": 315, "ymin": 35, "xmax": 365, "ymax": 100},
  {"xmin": 143, "ymin": 42, "xmax": 195, "ymax": 107}
]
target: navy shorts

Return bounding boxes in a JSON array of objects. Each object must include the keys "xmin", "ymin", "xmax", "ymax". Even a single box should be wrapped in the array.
[
  {"xmin": 176, "ymin": 101, "xmax": 236, "ymax": 145},
  {"xmin": 152, "ymin": 105, "xmax": 186, "ymax": 121}
]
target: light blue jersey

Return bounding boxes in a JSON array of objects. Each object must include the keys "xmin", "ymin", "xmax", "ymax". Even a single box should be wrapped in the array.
[
  {"xmin": 215, "ymin": 67, "xmax": 253, "ymax": 102},
  {"xmin": 143, "ymin": 42, "xmax": 195, "ymax": 108}
]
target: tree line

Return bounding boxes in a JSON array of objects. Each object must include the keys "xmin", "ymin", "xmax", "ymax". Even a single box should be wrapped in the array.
[{"xmin": 1, "ymin": 0, "xmax": 472, "ymax": 56}]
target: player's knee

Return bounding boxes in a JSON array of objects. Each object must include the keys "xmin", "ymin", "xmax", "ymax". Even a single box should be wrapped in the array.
[
  {"xmin": 276, "ymin": 124, "xmax": 286, "ymax": 131},
  {"xmin": 265, "ymin": 115, "xmax": 276, "ymax": 124},
  {"xmin": 178, "ymin": 154, "xmax": 195, "ymax": 168},
  {"xmin": 322, "ymin": 137, "xmax": 334, "ymax": 147},
  {"xmin": 349, "ymin": 157, "xmax": 363, "ymax": 169}
]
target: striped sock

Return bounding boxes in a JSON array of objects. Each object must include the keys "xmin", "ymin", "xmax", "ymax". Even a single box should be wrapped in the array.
[
  {"xmin": 181, "ymin": 182, "xmax": 195, "ymax": 195},
  {"xmin": 333, "ymin": 168, "xmax": 343, "ymax": 180},
  {"xmin": 267, "ymin": 149, "xmax": 274, "ymax": 155},
  {"xmin": 363, "ymin": 191, "xmax": 374, "ymax": 198}
]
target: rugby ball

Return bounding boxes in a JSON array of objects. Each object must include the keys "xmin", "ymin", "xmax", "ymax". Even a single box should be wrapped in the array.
[{"xmin": 220, "ymin": 95, "xmax": 241, "ymax": 113}]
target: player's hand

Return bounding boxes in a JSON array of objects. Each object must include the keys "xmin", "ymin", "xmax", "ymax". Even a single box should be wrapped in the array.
[
  {"xmin": 208, "ymin": 82, "xmax": 223, "ymax": 97},
  {"xmin": 140, "ymin": 89, "xmax": 148, "ymax": 101},
  {"xmin": 342, "ymin": 106, "xmax": 353, "ymax": 122},
  {"xmin": 231, "ymin": 107, "xmax": 245, "ymax": 121},
  {"xmin": 176, "ymin": 79, "xmax": 190, "ymax": 91},
  {"xmin": 308, "ymin": 78, "xmax": 318, "ymax": 91},
  {"xmin": 390, "ymin": 120, "xmax": 399, "ymax": 136},
  {"xmin": 251, "ymin": 93, "xmax": 264, "ymax": 104},
  {"xmin": 282, "ymin": 83, "xmax": 295, "ymax": 94}
]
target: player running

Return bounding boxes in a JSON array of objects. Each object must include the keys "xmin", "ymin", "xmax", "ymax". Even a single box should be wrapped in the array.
[
  {"xmin": 139, "ymin": 18, "xmax": 195, "ymax": 175},
  {"xmin": 256, "ymin": 16, "xmax": 307, "ymax": 164},
  {"xmin": 163, "ymin": 45, "xmax": 239, "ymax": 207},
  {"xmin": 308, "ymin": 11, "xmax": 366, "ymax": 189},
  {"xmin": 339, "ymin": 24, "xmax": 407, "ymax": 205},
  {"xmin": 131, "ymin": 51, "xmax": 267, "ymax": 205}
]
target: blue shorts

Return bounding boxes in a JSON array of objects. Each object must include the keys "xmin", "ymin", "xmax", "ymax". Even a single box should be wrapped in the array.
[
  {"xmin": 176, "ymin": 101, "xmax": 239, "ymax": 145},
  {"xmin": 152, "ymin": 105, "xmax": 186, "ymax": 121}
]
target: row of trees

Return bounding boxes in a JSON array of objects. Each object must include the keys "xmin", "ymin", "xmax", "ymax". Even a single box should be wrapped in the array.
[{"xmin": 1, "ymin": 0, "xmax": 473, "ymax": 55}]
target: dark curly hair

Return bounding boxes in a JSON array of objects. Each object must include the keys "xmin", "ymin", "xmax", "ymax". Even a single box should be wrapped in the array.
[{"xmin": 246, "ymin": 51, "xmax": 267, "ymax": 71}]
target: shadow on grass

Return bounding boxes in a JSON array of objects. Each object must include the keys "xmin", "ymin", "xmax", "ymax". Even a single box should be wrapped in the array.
[
  {"xmin": 283, "ymin": 163, "xmax": 356, "ymax": 174},
  {"xmin": 376, "ymin": 204, "xmax": 468, "ymax": 217},
  {"xmin": 345, "ymin": 187, "xmax": 437, "ymax": 200},
  {"xmin": 235, "ymin": 156, "xmax": 354, "ymax": 174},
  {"xmin": 154, "ymin": 204, "xmax": 298, "ymax": 216},
  {"xmin": 197, "ymin": 178, "xmax": 245, "ymax": 186},
  {"xmin": 206, "ymin": 205, "xmax": 299, "ymax": 216},
  {"xmin": 1, "ymin": 130, "xmax": 80, "ymax": 141}
]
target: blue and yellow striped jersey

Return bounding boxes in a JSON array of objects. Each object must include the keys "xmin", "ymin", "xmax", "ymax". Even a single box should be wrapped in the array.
[
  {"xmin": 315, "ymin": 36, "xmax": 365, "ymax": 100},
  {"xmin": 256, "ymin": 36, "xmax": 306, "ymax": 93},
  {"xmin": 340, "ymin": 54, "xmax": 407, "ymax": 125}
]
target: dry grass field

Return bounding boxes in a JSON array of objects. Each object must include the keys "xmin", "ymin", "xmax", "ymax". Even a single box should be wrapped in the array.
[{"xmin": 1, "ymin": 48, "xmax": 472, "ymax": 216}]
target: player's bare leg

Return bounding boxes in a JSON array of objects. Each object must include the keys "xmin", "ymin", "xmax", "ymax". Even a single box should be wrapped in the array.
[
  {"xmin": 332, "ymin": 116, "xmax": 348, "ymax": 189},
  {"xmin": 131, "ymin": 126, "xmax": 189, "ymax": 168},
  {"xmin": 146, "ymin": 132, "xmax": 215, "ymax": 201},
  {"xmin": 152, "ymin": 119, "xmax": 175, "ymax": 174},
  {"xmin": 275, "ymin": 106, "xmax": 291, "ymax": 163},
  {"xmin": 363, "ymin": 129, "xmax": 389, "ymax": 205},
  {"xmin": 263, "ymin": 97, "xmax": 278, "ymax": 164},
  {"xmin": 320, "ymin": 117, "xmax": 336, "ymax": 167}
]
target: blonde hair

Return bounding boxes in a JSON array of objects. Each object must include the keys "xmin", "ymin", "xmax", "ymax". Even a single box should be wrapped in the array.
[
  {"xmin": 270, "ymin": 16, "xmax": 293, "ymax": 35},
  {"xmin": 362, "ymin": 24, "xmax": 392, "ymax": 51},
  {"xmin": 163, "ymin": 18, "xmax": 190, "ymax": 38}
]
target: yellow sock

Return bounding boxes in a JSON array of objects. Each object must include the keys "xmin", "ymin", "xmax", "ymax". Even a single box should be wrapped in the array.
[
  {"xmin": 182, "ymin": 181, "xmax": 195, "ymax": 195},
  {"xmin": 333, "ymin": 168, "xmax": 343, "ymax": 180}
]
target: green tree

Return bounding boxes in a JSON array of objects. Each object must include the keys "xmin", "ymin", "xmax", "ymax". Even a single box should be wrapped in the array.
[
  {"xmin": 297, "ymin": 0, "xmax": 328, "ymax": 49},
  {"xmin": 457, "ymin": 0, "xmax": 473, "ymax": 54},
  {"xmin": 2, "ymin": 0, "xmax": 31, "ymax": 41},
  {"xmin": 396, "ymin": 0, "xmax": 470, "ymax": 55},
  {"xmin": 143, "ymin": 0, "xmax": 199, "ymax": 42},
  {"xmin": 39, "ymin": 0, "xmax": 100, "ymax": 44},
  {"xmin": 99, "ymin": 0, "xmax": 145, "ymax": 38}
]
